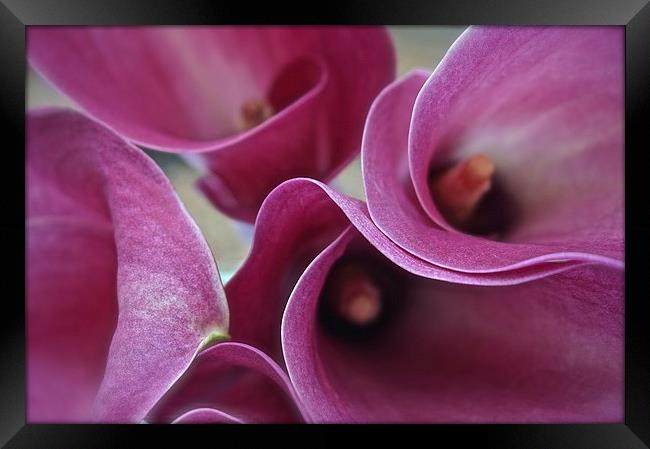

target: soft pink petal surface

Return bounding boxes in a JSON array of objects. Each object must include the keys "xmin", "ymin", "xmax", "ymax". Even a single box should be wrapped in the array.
[
  {"xmin": 148, "ymin": 342, "xmax": 306, "ymax": 423},
  {"xmin": 27, "ymin": 222, "xmax": 117, "ymax": 422},
  {"xmin": 363, "ymin": 27, "xmax": 623, "ymax": 273},
  {"xmin": 28, "ymin": 26, "xmax": 396, "ymax": 221},
  {"xmin": 282, "ymin": 229, "xmax": 624, "ymax": 422},
  {"xmin": 27, "ymin": 108, "xmax": 228, "ymax": 422},
  {"xmin": 225, "ymin": 181, "xmax": 351, "ymax": 363}
]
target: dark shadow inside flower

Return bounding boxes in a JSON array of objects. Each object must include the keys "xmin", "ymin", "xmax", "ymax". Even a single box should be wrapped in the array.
[
  {"xmin": 427, "ymin": 149, "xmax": 520, "ymax": 238},
  {"xmin": 318, "ymin": 246, "xmax": 408, "ymax": 344}
]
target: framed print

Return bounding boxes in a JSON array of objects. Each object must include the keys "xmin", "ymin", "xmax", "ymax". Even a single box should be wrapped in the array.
[{"xmin": 2, "ymin": 0, "xmax": 649, "ymax": 446}]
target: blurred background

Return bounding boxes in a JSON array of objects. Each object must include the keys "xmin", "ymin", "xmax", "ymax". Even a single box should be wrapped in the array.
[{"xmin": 27, "ymin": 26, "xmax": 466, "ymax": 279}]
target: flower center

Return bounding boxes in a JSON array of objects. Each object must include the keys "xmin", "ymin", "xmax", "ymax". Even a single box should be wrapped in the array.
[
  {"xmin": 333, "ymin": 272, "xmax": 382, "ymax": 327},
  {"xmin": 429, "ymin": 153, "xmax": 495, "ymax": 229},
  {"xmin": 429, "ymin": 153, "xmax": 520, "ymax": 237},
  {"xmin": 318, "ymin": 254, "xmax": 406, "ymax": 343},
  {"xmin": 324, "ymin": 262, "xmax": 383, "ymax": 328},
  {"xmin": 237, "ymin": 99, "xmax": 274, "ymax": 131}
]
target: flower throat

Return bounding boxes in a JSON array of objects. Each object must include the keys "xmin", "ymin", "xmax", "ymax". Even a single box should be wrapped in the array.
[
  {"xmin": 318, "ymin": 254, "xmax": 403, "ymax": 342},
  {"xmin": 428, "ymin": 153, "xmax": 517, "ymax": 237}
]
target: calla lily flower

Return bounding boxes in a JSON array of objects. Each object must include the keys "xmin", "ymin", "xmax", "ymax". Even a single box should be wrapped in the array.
[
  {"xmin": 284, "ymin": 228, "xmax": 623, "ymax": 422},
  {"xmin": 362, "ymin": 27, "xmax": 623, "ymax": 273},
  {"xmin": 27, "ymin": 108, "xmax": 229, "ymax": 423},
  {"xmin": 27, "ymin": 26, "xmax": 396, "ymax": 221},
  {"xmin": 227, "ymin": 178, "xmax": 622, "ymax": 422}
]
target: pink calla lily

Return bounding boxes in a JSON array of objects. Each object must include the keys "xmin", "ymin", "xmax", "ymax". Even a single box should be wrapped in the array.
[
  {"xmin": 27, "ymin": 108, "xmax": 229, "ymax": 423},
  {"xmin": 283, "ymin": 228, "xmax": 623, "ymax": 422},
  {"xmin": 224, "ymin": 178, "xmax": 622, "ymax": 422},
  {"xmin": 362, "ymin": 27, "xmax": 623, "ymax": 273},
  {"xmin": 28, "ymin": 26, "xmax": 396, "ymax": 221}
]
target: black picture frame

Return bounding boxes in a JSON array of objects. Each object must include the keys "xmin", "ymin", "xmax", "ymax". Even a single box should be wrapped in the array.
[{"xmin": 2, "ymin": 0, "xmax": 648, "ymax": 446}]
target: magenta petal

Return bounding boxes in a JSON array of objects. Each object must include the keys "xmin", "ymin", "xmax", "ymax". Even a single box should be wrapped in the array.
[
  {"xmin": 364, "ymin": 28, "xmax": 623, "ymax": 272},
  {"xmin": 259, "ymin": 179, "xmax": 587, "ymax": 285},
  {"xmin": 148, "ymin": 342, "xmax": 306, "ymax": 423},
  {"xmin": 225, "ymin": 180, "xmax": 351, "ymax": 361},
  {"xmin": 27, "ymin": 108, "xmax": 228, "ymax": 422},
  {"xmin": 282, "ymin": 230, "xmax": 623, "ymax": 422},
  {"xmin": 28, "ymin": 26, "xmax": 396, "ymax": 221},
  {"xmin": 27, "ymin": 222, "xmax": 117, "ymax": 422}
]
